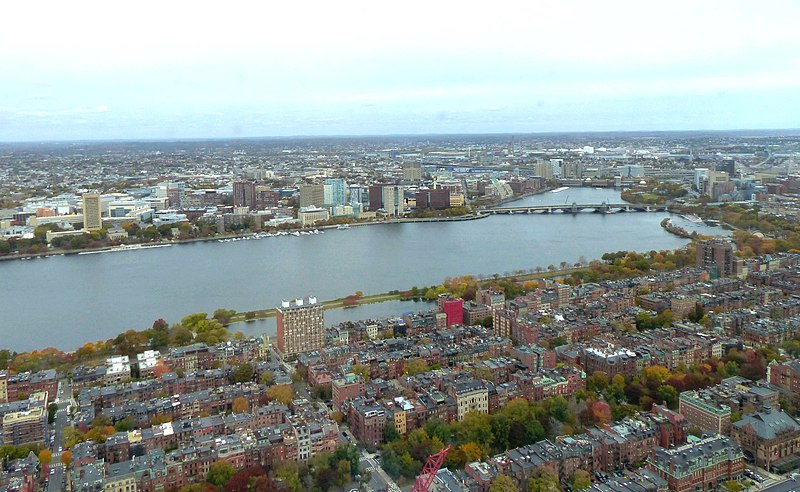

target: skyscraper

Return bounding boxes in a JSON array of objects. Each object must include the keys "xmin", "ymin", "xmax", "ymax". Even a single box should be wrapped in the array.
[
  {"xmin": 232, "ymin": 180, "xmax": 257, "ymax": 209},
  {"xmin": 382, "ymin": 185, "xmax": 404, "ymax": 216},
  {"xmin": 276, "ymin": 297, "xmax": 324, "ymax": 360},
  {"xmin": 324, "ymin": 178, "xmax": 347, "ymax": 206},
  {"xmin": 82, "ymin": 192, "xmax": 102, "ymax": 231}
]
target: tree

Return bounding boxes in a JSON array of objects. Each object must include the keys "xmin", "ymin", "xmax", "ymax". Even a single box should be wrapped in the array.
[
  {"xmin": 656, "ymin": 385, "xmax": 679, "ymax": 409},
  {"xmin": 206, "ymin": 460, "xmax": 235, "ymax": 486},
  {"xmin": 571, "ymin": 470, "xmax": 592, "ymax": 490},
  {"xmin": 459, "ymin": 442, "xmax": 483, "ymax": 463},
  {"xmin": 528, "ymin": 467, "xmax": 561, "ymax": 492},
  {"xmin": 260, "ymin": 371, "xmax": 274, "ymax": 386},
  {"xmin": 232, "ymin": 363, "xmax": 255, "ymax": 383},
  {"xmin": 266, "ymin": 384, "xmax": 294, "ymax": 405},
  {"xmin": 490, "ymin": 474, "xmax": 519, "ymax": 492},
  {"xmin": 275, "ymin": 462, "xmax": 302, "ymax": 492},
  {"xmin": 61, "ymin": 450, "xmax": 73, "ymax": 467},
  {"xmin": 724, "ymin": 480, "xmax": 743, "ymax": 492},
  {"xmin": 352, "ymin": 363, "xmax": 371, "ymax": 381},
  {"xmin": 212, "ymin": 308, "xmax": 237, "ymax": 325},
  {"xmin": 47, "ymin": 403, "xmax": 58, "ymax": 424},
  {"xmin": 404, "ymin": 358, "xmax": 429, "ymax": 376},
  {"xmin": 224, "ymin": 466, "xmax": 270, "ymax": 492},
  {"xmin": 38, "ymin": 449, "xmax": 52, "ymax": 468},
  {"xmin": 232, "ymin": 396, "xmax": 249, "ymax": 414}
]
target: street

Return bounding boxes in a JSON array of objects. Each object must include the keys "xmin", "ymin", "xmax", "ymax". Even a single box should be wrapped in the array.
[
  {"xmin": 359, "ymin": 450, "xmax": 401, "ymax": 492},
  {"xmin": 46, "ymin": 380, "xmax": 72, "ymax": 492}
]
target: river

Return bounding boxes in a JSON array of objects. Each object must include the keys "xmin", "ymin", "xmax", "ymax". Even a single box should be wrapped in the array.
[{"xmin": 0, "ymin": 188, "xmax": 723, "ymax": 352}]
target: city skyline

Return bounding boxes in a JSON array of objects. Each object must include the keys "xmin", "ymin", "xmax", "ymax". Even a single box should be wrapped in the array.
[{"xmin": 2, "ymin": 1, "xmax": 800, "ymax": 142}]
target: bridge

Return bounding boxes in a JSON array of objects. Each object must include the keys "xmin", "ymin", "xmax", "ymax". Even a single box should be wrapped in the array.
[{"xmin": 485, "ymin": 202, "xmax": 669, "ymax": 215}]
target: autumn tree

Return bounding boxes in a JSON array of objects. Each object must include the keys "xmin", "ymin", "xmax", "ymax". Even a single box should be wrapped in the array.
[
  {"xmin": 38, "ymin": 449, "xmax": 52, "ymax": 471},
  {"xmin": 61, "ymin": 450, "xmax": 73, "ymax": 467},
  {"xmin": 232, "ymin": 396, "xmax": 249, "ymax": 414},
  {"xmin": 266, "ymin": 384, "xmax": 294, "ymax": 405}
]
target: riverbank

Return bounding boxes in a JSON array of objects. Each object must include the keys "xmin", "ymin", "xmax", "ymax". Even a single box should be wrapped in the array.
[
  {"xmin": 660, "ymin": 218, "xmax": 696, "ymax": 239},
  {"xmin": 227, "ymin": 265, "xmax": 583, "ymax": 326},
  {"xmin": 0, "ymin": 212, "xmax": 492, "ymax": 263}
]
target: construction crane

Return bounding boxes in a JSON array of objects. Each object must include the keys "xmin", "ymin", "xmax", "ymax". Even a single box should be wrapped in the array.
[{"xmin": 411, "ymin": 446, "xmax": 451, "ymax": 492}]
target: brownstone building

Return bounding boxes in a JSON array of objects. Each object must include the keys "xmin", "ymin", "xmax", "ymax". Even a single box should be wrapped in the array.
[
  {"xmin": 731, "ymin": 406, "xmax": 800, "ymax": 472},
  {"xmin": 647, "ymin": 436, "xmax": 744, "ymax": 492}
]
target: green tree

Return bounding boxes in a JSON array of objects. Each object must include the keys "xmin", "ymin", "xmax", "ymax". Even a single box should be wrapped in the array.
[
  {"xmin": 206, "ymin": 460, "xmax": 235, "ymax": 486},
  {"xmin": 275, "ymin": 462, "xmax": 302, "ymax": 492},
  {"xmin": 724, "ymin": 480, "xmax": 743, "ymax": 492},
  {"xmin": 404, "ymin": 358, "xmax": 429, "ymax": 376},
  {"xmin": 232, "ymin": 363, "xmax": 255, "ymax": 383},
  {"xmin": 571, "ymin": 470, "xmax": 592, "ymax": 490},
  {"xmin": 212, "ymin": 308, "xmax": 237, "ymax": 325},
  {"xmin": 528, "ymin": 468, "xmax": 561, "ymax": 492},
  {"xmin": 656, "ymin": 385, "xmax": 679, "ymax": 409},
  {"xmin": 490, "ymin": 474, "xmax": 519, "ymax": 492},
  {"xmin": 260, "ymin": 371, "xmax": 274, "ymax": 386},
  {"xmin": 47, "ymin": 403, "xmax": 58, "ymax": 424},
  {"xmin": 181, "ymin": 312, "xmax": 208, "ymax": 329}
]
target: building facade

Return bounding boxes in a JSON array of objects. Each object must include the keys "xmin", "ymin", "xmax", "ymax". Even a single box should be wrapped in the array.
[
  {"xmin": 276, "ymin": 297, "xmax": 324, "ymax": 361},
  {"xmin": 82, "ymin": 192, "xmax": 102, "ymax": 231}
]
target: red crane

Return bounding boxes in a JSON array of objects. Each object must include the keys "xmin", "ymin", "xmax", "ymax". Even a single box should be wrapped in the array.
[{"xmin": 411, "ymin": 446, "xmax": 451, "ymax": 492}]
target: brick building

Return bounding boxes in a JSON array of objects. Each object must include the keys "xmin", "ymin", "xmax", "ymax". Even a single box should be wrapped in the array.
[{"xmin": 647, "ymin": 436, "xmax": 744, "ymax": 492}]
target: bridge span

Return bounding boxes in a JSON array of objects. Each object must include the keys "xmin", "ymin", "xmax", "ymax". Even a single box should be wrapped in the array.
[{"xmin": 485, "ymin": 202, "xmax": 669, "ymax": 215}]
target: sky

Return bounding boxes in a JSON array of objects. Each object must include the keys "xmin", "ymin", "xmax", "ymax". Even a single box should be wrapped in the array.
[{"xmin": 2, "ymin": 1, "xmax": 800, "ymax": 141}]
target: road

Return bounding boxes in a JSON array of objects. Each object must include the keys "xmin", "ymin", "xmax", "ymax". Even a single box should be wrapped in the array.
[
  {"xmin": 46, "ymin": 380, "xmax": 72, "ymax": 492},
  {"xmin": 360, "ymin": 450, "xmax": 401, "ymax": 492}
]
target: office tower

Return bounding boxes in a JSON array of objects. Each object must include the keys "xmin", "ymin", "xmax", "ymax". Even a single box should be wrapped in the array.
[
  {"xmin": 232, "ymin": 180, "xmax": 257, "ymax": 208},
  {"xmin": 82, "ymin": 192, "xmax": 102, "ymax": 231},
  {"xmin": 276, "ymin": 297, "xmax": 324, "ymax": 360},
  {"xmin": 299, "ymin": 184, "xmax": 325, "ymax": 208},
  {"xmin": 402, "ymin": 163, "xmax": 422, "ymax": 184}
]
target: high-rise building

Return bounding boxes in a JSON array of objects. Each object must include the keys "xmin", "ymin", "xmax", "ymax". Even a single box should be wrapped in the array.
[
  {"xmin": 381, "ymin": 185, "xmax": 404, "ymax": 216},
  {"xmin": 438, "ymin": 295, "xmax": 464, "ymax": 327},
  {"xmin": 368, "ymin": 185, "xmax": 384, "ymax": 211},
  {"xmin": 696, "ymin": 239, "xmax": 742, "ymax": 278},
  {"xmin": 694, "ymin": 168, "xmax": 710, "ymax": 192},
  {"xmin": 276, "ymin": 297, "xmax": 324, "ymax": 360},
  {"xmin": 299, "ymin": 184, "xmax": 325, "ymax": 208},
  {"xmin": 232, "ymin": 180, "xmax": 257, "ymax": 209},
  {"xmin": 324, "ymin": 178, "xmax": 347, "ymax": 206},
  {"xmin": 82, "ymin": 192, "xmax": 102, "ymax": 231},
  {"xmin": 402, "ymin": 163, "xmax": 422, "ymax": 184},
  {"xmin": 162, "ymin": 181, "xmax": 186, "ymax": 208}
]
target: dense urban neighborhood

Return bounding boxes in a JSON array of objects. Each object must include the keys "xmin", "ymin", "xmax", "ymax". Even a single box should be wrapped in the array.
[{"xmin": 2, "ymin": 132, "xmax": 800, "ymax": 492}]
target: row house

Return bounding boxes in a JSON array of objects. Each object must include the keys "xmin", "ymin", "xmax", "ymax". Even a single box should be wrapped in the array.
[{"xmin": 6, "ymin": 369, "xmax": 57, "ymax": 402}]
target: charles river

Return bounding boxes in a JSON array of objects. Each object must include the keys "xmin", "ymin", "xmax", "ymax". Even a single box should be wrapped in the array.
[{"xmin": 1, "ymin": 188, "xmax": 723, "ymax": 352}]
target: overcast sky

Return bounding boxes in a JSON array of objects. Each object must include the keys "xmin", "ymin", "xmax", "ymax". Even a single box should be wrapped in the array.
[{"xmin": 2, "ymin": 1, "xmax": 799, "ymax": 141}]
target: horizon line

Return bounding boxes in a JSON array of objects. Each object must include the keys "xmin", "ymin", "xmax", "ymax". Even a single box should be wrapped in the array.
[{"xmin": 2, "ymin": 127, "xmax": 800, "ymax": 146}]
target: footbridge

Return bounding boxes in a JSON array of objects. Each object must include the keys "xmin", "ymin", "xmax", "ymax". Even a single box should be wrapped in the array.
[{"xmin": 485, "ymin": 202, "xmax": 669, "ymax": 215}]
